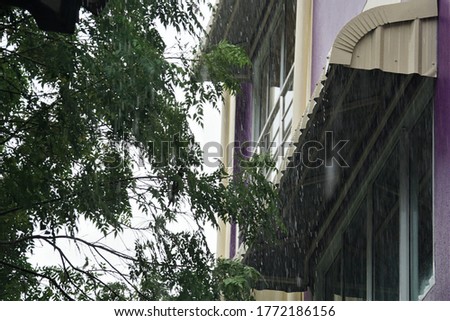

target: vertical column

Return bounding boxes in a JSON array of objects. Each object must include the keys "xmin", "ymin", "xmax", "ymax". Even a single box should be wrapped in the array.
[
  {"xmin": 217, "ymin": 92, "xmax": 236, "ymax": 259},
  {"xmin": 291, "ymin": 0, "xmax": 313, "ymax": 138},
  {"xmin": 229, "ymin": 83, "xmax": 253, "ymax": 258},
  {"xmin": 291, "ymin": 0, "xmax": 313, "ymax": 290}
]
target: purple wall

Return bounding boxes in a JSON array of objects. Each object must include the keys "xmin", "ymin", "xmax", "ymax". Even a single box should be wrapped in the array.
[
  {"xmin": 425, "ymin": 0, "xmax": 450, "ymax": 301},
  {"xmin": 233, "ymin": 83, "xmax": 253, "ymax": 163},
  {"xmin": 229, "ymin": 83, "xmax": 253, "ymax": 258},
  {"xmin": 311, "ymin": 0, "xmax": 367, "ymax": 93}
]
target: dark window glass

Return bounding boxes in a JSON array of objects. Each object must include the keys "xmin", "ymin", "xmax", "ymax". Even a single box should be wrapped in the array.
[
  {"xmin": 325, "ymin": 252, "xmax": 342, "ymax": 301},
  {"xmin": 410, "ymin": 105, "xmax": 433, "ymax": 299},
  {"xmin": 256, "ymin": 56, "xmax": 269, "ymax": 137},
  {"xmin": 285, "ymin": 0, "xmax": 296, "ymax": 77},
  {"xmin": 269, "ymin": 19, "xmax": 282, "ymax": 111},
  {"xmin": 343, "ymin": 201, "xmax": 367, "ymax": 301},
  {"xmin": 373, "ymin": 144, "xmax": 400, "ymax": 301},
  {"xmin": 252, "ymin": 1, "xmax": 296, "ymax": 140}
]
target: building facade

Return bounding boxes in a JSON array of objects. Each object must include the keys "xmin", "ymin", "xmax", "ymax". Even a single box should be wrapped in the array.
[{"xmin": 209, "ymin": 0, "xmax": 450, "ymax": 300}]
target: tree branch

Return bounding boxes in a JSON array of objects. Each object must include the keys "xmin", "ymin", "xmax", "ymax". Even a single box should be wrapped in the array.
[
  {"xmin": 41, "ymin": 238, "xmax": 121, "ymax": 300},
  {"xmin": 0, "ymin": 234, "xmax": 137, "ymax": 262},
  {"xmin": 0, "ymin": 259, "xmax": 75, "ymax": 301},
  {"xmin": 0, "ymin": 47, "xmax": 47, "ymax": 67},
  {"xmin": 90, "ymin": 245, "xmax": 150, "ymax": 300},
  {"xmin": 0, "ymin": 175, "xmax": 164, "ymax": 217}
]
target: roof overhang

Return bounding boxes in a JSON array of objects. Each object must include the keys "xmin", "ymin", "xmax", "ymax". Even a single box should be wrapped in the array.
[{"xmin": 205, "ymin": 0, "xmax": 277, "ymax": 57}]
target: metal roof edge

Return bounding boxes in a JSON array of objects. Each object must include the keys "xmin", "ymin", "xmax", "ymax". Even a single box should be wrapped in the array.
[{"xmin": 330, "ymin": 0, "xmax": 438, "ymax": 67}]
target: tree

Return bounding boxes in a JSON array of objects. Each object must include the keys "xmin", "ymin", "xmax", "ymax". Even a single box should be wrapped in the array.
[{"xmin": 0, "ymin": 0, "xmax": 280, "ymax": 300}]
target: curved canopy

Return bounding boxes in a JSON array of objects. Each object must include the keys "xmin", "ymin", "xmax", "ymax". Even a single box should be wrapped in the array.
[{"xmin": 330, "ymin": 0, "xmax": 437, "ymax": 76}]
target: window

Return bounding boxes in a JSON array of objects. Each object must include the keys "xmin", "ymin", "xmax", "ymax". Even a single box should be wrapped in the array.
[
  {"xmin": 373, "ymin": 144, "xmax": 400, "ymax": 300},
  {"xmin": 343, "ymin": 201, "xmax": 367, "ymax": 301},
  {"xmin": 252, "ymin": 0, "xmax": 296, "ymax": 144},
  {"xmin": 323, "ymin": 199, "xmax": 369, "ymax": 301},
  {"xmin": 317, "ymin": 102, "xmax": 433, "ymax": 301},
  {"xmin": 409, "ymin": 108, "xmax": 433, "ymax": 299},
  {"xmin": 324, "ymin": 251, "xmax": 342, "ymax": 300}
]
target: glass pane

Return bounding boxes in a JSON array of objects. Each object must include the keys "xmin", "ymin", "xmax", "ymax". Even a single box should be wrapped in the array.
[
  {"xmin": 259, "ymin": 57, "xmax": 269, "ymax": 137},
  {"xmin": 324, "ymin": 252, "xmax": 342, "ymax": 301},
  {"xmin": 270, "ymin": 20, "xmax": 282, "ymax": 89},
  {"xmin": 269, "ymin": 19, "xmax": 282, "ymax": 114},
  {"xmin": 373, "ymin": 144, "xmax": 400, "ymax": 300},
  {"xmin": 343, "ymin": 201, "xmax": 367, "ymax": 301},
  {"xmin": 285, "ymin": 0, "xmax": 296, "ymax": 79},
  {"xmin": 410, "ymin": 105, "xmax": 433, "ymax": 299},
  {"xmin": 283, "ymin": 85, "xmax": 294, "ymax": 139}
]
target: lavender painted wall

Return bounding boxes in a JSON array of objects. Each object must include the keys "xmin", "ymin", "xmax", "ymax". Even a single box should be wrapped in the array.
[
  {"xmin": 229, "ymin": 83, "xmax": 253, "ymax": 258},
  {"xmin": 425, "ymin": 0, "xmax": 450, "ymax": 301},
  {"xmin": 233, "ymin": 83, "xmax": 253, "ymax": 162},
  {"xmin": 311, "ymin": 0, "xmax": 366, "ymax": 93}
]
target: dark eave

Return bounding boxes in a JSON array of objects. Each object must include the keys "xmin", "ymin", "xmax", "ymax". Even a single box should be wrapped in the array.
[{"xmin": 205, "ymin": 0, "xmax": 275, "ymax": 57}]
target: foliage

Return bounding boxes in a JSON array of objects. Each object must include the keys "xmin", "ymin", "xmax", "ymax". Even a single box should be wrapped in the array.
[
  {"xmin": 0, "ymin": 0, "xmax": 280, "ymax": 300},
  {"xmin": 222, "ymin": 154, "xmax": 284, "ymax": 245},
  {"xmin": 214, "ymin": 258, "xmax": 261, "ymax": 301},
  {"xmin": 199, "ymin": 40, "xmax": 251, "ymax": 93}
]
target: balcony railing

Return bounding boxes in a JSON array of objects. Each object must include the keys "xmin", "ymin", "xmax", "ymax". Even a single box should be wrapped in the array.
[{"xmin": 256, "ymin": 65, "xmax": 295, "ymax": 181}]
